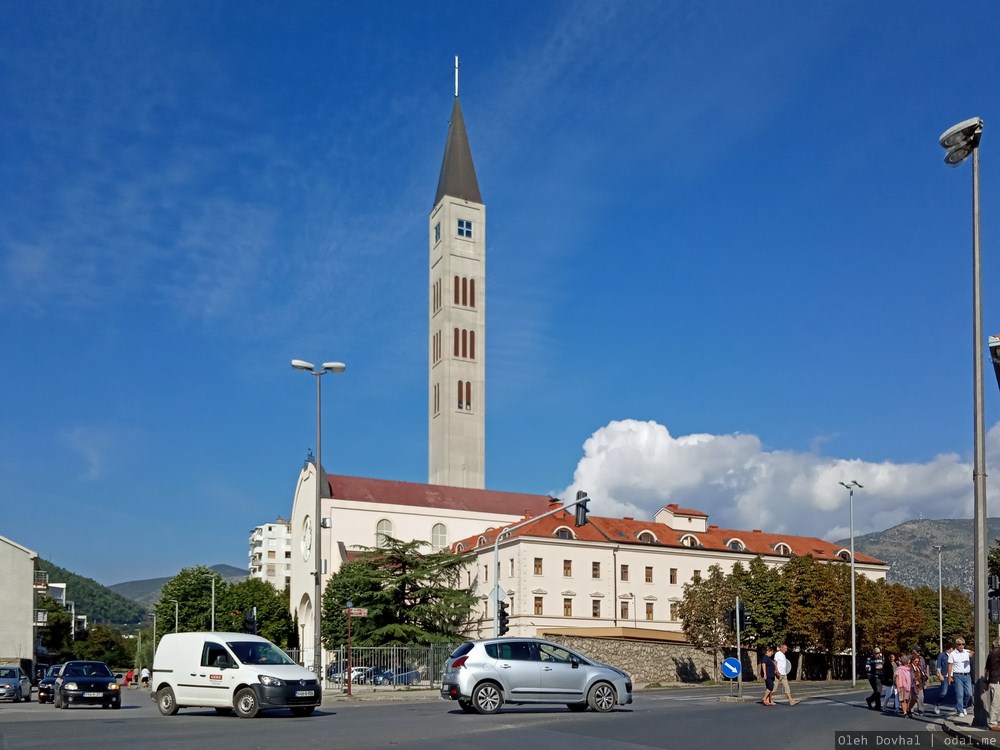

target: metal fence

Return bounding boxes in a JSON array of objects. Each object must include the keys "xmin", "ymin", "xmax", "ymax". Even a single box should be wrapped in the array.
[{"xmin": 321, "ymin": 644, "xmax": 460, "ymax": 691}]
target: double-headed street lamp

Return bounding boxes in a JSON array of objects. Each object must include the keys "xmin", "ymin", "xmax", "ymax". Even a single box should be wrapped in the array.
[
  {"xmin": 292, "ymin": 358, "xmax": 346, "ymax": 680},
  {"xmin": 939, "ymin": 117, "xmax": 985, "ymax": 663},
  {"xmin": 168, "ymin": 599, "xmax": 179, "ymax": 633},
  {"xmin": 840, "ymin": 480, "xmax": 863, "ymax": 687}
]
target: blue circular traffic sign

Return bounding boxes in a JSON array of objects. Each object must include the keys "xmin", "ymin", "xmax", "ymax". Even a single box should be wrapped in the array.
[{"xmin": 721, "ymin": 657, "xmax": 741, "ymax": 679}]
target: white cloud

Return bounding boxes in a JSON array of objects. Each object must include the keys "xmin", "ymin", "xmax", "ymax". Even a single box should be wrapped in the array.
[{"xmin": 561, "ymin": 418, "xmax": 996, "ymax": 542}]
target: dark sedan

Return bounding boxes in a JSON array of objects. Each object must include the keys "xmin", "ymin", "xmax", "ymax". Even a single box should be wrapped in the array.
[
  {"xmin": 37, "ymin": 664, "xmax": 63, "ymax": 704},
  {"xmin": 53, "ymin": 661, "xmax": 121, "ymax": 709}
]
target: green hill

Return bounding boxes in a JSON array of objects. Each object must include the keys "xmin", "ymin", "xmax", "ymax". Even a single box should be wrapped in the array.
[
  {"xmin": 37, "ymin": 558, "xmax": 147, "ymax": 626},
  {"xmin": 108, "ymin": 564, "xmax": 247, "ymax": 608}
]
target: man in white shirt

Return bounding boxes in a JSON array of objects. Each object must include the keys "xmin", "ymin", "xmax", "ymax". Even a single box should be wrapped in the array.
[
  {"xmin": 774, "ymin": 643, "xmax": 798, "ymax": 706},
  {"xmin": 948, "ymin": 637, "xmax": 974, "ymax": 717}
]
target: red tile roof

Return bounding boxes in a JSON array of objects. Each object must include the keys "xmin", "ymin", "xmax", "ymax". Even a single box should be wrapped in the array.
[
  {"xmin": 326, "ymin": 474, "xmax": 554, "ymax": 517},
  {"xmin": 450, "ymin": 508, "xmax": 885, "ymax": 566}
]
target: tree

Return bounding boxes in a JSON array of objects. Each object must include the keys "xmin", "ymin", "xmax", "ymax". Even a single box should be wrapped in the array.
[
  {"xmin": 71, "ymin": 624, "xmax": 131, "ymax": 666},
  {"xmin": 728, "ymin": 556, "xmax": 789, "ymax": 647},
  {"xmin": 37, "ymin": 593, "xmax": 73, "ymax": 660},
  {"xmin": 154, "ymin": 567, "xmax": 229, "ymax": 634},
  {"xmin": 218, "ymin": 578, "xmax": 293, "ymax": 646},
  {"xmin": 321, "ymin": 537, "xmax": 477, "ymax": 646},
  {"xmin": 677, "ymin": 565, "xmax": 733, "ymax": 675},
  {"xmin": 783, "ymin": 555, "xmax": 849, "ymax": 678}
]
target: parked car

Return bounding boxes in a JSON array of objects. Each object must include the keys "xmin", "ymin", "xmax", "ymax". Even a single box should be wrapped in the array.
[
  {"xmin": 0, "ymin": 666, "xmax": 32, "ymax": 702},
  {"xmin": 372, "ymin": 666, "xmax": 421, "ymax": 686},
  {"xmin": 53, "ymin": 661, "xmax": 121, "ymax": 709},
  {"xmin": 36, "ymin": 664, "xmax": 63, "ymax": 704},
  {"xmin": 440, "ymin": 638, "xmax": 632, "ymax": 714}
]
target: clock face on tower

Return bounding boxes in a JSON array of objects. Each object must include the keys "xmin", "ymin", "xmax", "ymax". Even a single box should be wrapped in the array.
[{"xmin": 301, "ymin": 516, "xmax": 312, "ymax": 562}]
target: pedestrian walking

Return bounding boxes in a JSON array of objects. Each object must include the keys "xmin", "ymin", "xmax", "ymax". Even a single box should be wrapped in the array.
[
  {"xmin": 759, "ymin": 645, "xmax": 776, "ymax": 706},
  {"xmin": 865, "ymin": 648, "xmax": 883, "ymax": 710},
  {"xmin": 911, "ymin": 647, "xmax": 928, "ymax": 715},
  {"xmin": 882, "ymin": 653, "xmax": 900, "ymax": 714},
  {"xmin": 949, "ymin": 637, "xmax": 974, "ymax": 718},
  {"xmin": 935, "ymin": 645, "xmax": 953, "ymax": 715},
  {"xmin": 985, "ymin": 639, "xmax": 1000, "ymax": 731},
  {"xmin": 774, "ymin": 643, "xmax": 798, "ymax": 706},
  {"xmin": 895, "ymin": 656, "xmax": 914, "ymax": 718}
]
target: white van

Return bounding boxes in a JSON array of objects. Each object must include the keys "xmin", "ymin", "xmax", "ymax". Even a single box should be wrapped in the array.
[{"xmin": 151, "ymin": 632, "xmax": 321, "ymax": 718}]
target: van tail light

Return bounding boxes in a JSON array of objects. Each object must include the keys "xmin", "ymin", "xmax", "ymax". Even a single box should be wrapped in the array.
[{"xmin": 452, "ymin": 656, "xmax": 469, "ymax": 669}]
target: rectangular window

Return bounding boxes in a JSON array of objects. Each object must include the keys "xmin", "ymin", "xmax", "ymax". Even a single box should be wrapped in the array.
[
  {"xmin": 509, "ymin": 559, "xmax": 514, "ymax": 576},
  {"xmin": 592, "ymin": 561, "xmax": 600, "ymax": 579},
  {"xmin": 645, "ymin": 566, "xmax": 653, "ymax": 583},
  {"xmin": 434, "ymin": 222, "xmax": 441, "ymax": 243},
  {"xmin": 670, "ymin": 568, "xmax": 678, "ymax": 585},
  {"xmin": 534, "ymin": 596, "xmax": 543, "ymax": 616},
  {"xmin": 620, "ymin": 564, "xmax": 629, "ymax": 582},
  {"xmin": 483, "ymin": 564, "xmax": 488, "ymax": 582},
  {"xmin": 592, "ymin": 599, "xmax": 601, "ymax": 618},
  {"xmin": 670, "ymin": 602, "xmax": 679, "ymax": 621},
  {"xmin": 457, "ymin": 219, "xmax": 473, "ymax": 238},
  {"xmin": 534, "ymin": 558, "xmax": 543, "ymax": 575},
  {"xmin": 693, "ymin": 570, "xmax": 701, "ymax": 581},
  {"xmin": 563, "ymin": 598, "xmax": 573, "ymax": 617},
  {"xmin": 646, "ymin": 602, "xmax": 654, "ymax": 621},
  {"xmin": 563, "ymin": 559, "xmax": 572, "ymax": 577},
  {"xmin": 620, "ymin": 600, "xmax": 629, "ymax": 620}
]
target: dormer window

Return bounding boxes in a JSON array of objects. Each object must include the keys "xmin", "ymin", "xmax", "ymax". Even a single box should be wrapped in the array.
[
  {"xmin": 727, "ymin": 538, "xmax": 746, "ymax": 552},
  {"xmin": 838, "ymin": 549, "xmax": 852, "ymax": 562},
  {"xmin": 680, "ymin": 534, "xmax": 700, "ymax": 548},
  {"xmin": 773, "ymin": 542, "xmax": 792, "ymax": 556},
  {"xmin": 554, "ymin": 527, "xmax": 575, "ymax": 540},
  {"xmin": 477, "ymin": 536, "xmax": 487, "ymax": 547},
  {"xmin": 637, "ymin": 531, "xmax": 656, "ymax": 544}
]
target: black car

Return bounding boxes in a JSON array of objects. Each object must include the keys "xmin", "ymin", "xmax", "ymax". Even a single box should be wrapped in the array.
[
  {"xmin": 37, "ymin": 664, "xmax": 63, "ymax": 704},
  {"xmin": 53, "ymin": 661, "xmax": 121, "ymax": 709}
]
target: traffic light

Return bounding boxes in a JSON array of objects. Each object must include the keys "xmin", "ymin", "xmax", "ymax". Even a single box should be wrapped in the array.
[
  {"xmin": 244, "ymin": 606, "xmax": 257, "ymax": 635},
  {"xmin": 574, "ymin": 490, "xmax": 590, "ymax": 527},
  {"xmin": 738, "ymin": 601, "xmax": 752, "ymax": 630},
  {"xmin": 989, "ymin": 574, "xmax": 1000, "ymax": 625},
  {"xmin": 497, "ymin": 601, "xmax": 510, "ymax": 636},
  {"xmin": 725, "ymin": 609, "xmax": 736, "ymax": 630}
]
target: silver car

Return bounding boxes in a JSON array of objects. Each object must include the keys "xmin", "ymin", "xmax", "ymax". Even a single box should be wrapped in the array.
[
  {"xmin": 440, "ymin": 638, "xmax": 632, "ymax": 714},
  {"xmin": 0, "ymin": 666, "xmax": 32, "ymax": 702}
]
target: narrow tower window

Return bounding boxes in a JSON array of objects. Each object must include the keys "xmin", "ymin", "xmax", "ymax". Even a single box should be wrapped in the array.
[
  {"xmin": 457, "ymin": 219, "xmax": 473, "ymax": 238},
  {"xmin": 465, "ymin": 381, "xmax": 472, "ymax": 410},
  {"xmin": 462, "ymin": 277, "xmax": 468, "ymax": 306},
  {"xmin": 469, "ymin": 331, "xmax": 475, "ymax": 360},
  {"xmin": 457, "ymin": 380, "xmax": 464, "ymax": 410},
  {"xmin": 453, "ymin": 328, "xmax": 459, "ymax": 357},
  {"xmin": 470, "ymin": 279, "xmax": 475, "ymax": 308}
]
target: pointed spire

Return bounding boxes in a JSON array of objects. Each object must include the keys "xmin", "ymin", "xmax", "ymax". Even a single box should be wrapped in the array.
[{"xmin": 434, "ymin": 95, "xmax": 482, "ymax": 206}]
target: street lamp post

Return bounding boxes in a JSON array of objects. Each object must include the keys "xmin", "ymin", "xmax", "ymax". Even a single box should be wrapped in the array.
[
  {"xmin": 934, "ymin": 545, "xmax": 944, "ymax": 654},
  {"xmin": 201, "ymin": 574, "xmax": 216, "ymax": 632},
  {"xmin": 152, "ymin": 611, "xmax": 156, "ymax": 662},
  {"xmin": 292, "ymin": 358, "xmax": 346, "ymax": 681},
  {"xmin": 840, "ymin": 480, "xmax": 863, "ymax": 687},
  {"xmin": 169, "ymin": 599, "xmax": 179, "ymax": 633},
  {"xmin": 939, "ymin": 116, "xmax": 986, "ymax": 665}
]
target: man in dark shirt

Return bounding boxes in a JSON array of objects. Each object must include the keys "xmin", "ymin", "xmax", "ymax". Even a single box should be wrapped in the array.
[
  {"xmin": 985, "ymin": 639, "xmax": 1000, "ymax": 730},
  {"xmin": 865, "ymin": 648, "xmax": 884, "ymax": 710}
]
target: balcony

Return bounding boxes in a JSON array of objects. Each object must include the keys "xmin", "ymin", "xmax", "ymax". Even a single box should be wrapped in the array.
[{"xmin": 33, "ymin": 570, "xmax": 49, "ymax": 588}]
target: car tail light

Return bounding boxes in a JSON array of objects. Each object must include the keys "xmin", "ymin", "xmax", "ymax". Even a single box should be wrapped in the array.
[{"xmin": 452, "ymin": 656, "xmax": 468, "ymax": 669}]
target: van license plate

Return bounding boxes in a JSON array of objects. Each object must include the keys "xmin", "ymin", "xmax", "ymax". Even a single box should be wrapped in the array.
[{"xmin": 295, "ymin": 690, "xmax": 314, "ymax": 697}]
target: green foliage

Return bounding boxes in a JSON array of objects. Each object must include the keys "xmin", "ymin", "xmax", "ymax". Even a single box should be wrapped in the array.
[
  {"xmin": 70, "ymin": 624, "xmax": 132, "ymax": 667},
  {"xmin": 321, "ymin": 537, "xmax": 477, "ymax": 647},
  {"xmin": 218, "ymin": 578, "xmax": 294, "ymax": 647},
  {"xmin": 153, "ymin": 566, "xmax": 228, "ymax": 637},
  {"xmin": 678, "ymin": 564, "xmax": 733, "ymax": 671},
  {"xmin": 37, "ymin": 558, "xmax": 146, "ymax": 626},
  {"xmin": 37, "ymin": 593, "xmax": 74, "ymax": 659}
]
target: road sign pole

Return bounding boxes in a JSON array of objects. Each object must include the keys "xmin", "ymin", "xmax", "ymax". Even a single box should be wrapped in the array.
[{"xmin": 735, "ymin": 595, "xmax": 742, "ymax": 699}]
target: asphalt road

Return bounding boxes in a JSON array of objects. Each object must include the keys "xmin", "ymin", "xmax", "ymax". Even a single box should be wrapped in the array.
[{"xmin": 0, "ymin": 685, "xmax": 959, "ymax": 750}]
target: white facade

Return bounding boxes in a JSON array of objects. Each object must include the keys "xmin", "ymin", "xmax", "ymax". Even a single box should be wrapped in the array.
[
  {"xmin": 0, "ymin": 534, "xmax": 38, "ymax": 665},
  {"xmin": 248, "ymin": 517, "xmax": 292, "ymax": 591},
  {"xmin": 287, "ymin": 464, "xmax": 551, "ymax": 668},
  {"xmin": 453, "ymin": 508, "xmax": 889, "ymax": 639}
]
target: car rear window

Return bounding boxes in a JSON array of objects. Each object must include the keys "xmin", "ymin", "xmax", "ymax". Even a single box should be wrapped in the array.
[{"xmin": 449, "ymin": 642, "xmax": 475, "ymax": 659}]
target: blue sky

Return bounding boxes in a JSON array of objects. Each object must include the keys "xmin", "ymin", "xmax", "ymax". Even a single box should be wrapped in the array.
[{"xmin": 2, "ymin": 2, "xmax": 999, "ymax": 585}]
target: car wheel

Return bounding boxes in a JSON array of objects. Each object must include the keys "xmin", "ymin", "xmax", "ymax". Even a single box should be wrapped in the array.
[
  {"xmin": 156, "ymin": 687, "xmax": 179, "ymax": 716},
  {"xmin": 458, "ymin": 699, "xmax": 476, "ymax": 713},
  {"xmin": 290, "ymin": 706, "xmax": 315, "ymax": 717},
  {"xmin": 112, "ymin": 701, "xmax": 121, "ymax": 710},
  {"xmin": 587, "ymin": 682, "xmax": 616, "ymax": 713},
  {"xmin": 214, "ymin": 707, "xmax": 233, "ymax": 715},
  {"xmin": 471, "ymin": 682, "xmax": 502, "ymax": 715},
  {"xmin": 567, "ymin": 703, "xmax": 588, "ymax": 712},
  {"xmin": 234, "ymin": 687, "xmax": 260, "ymax": 719}
]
